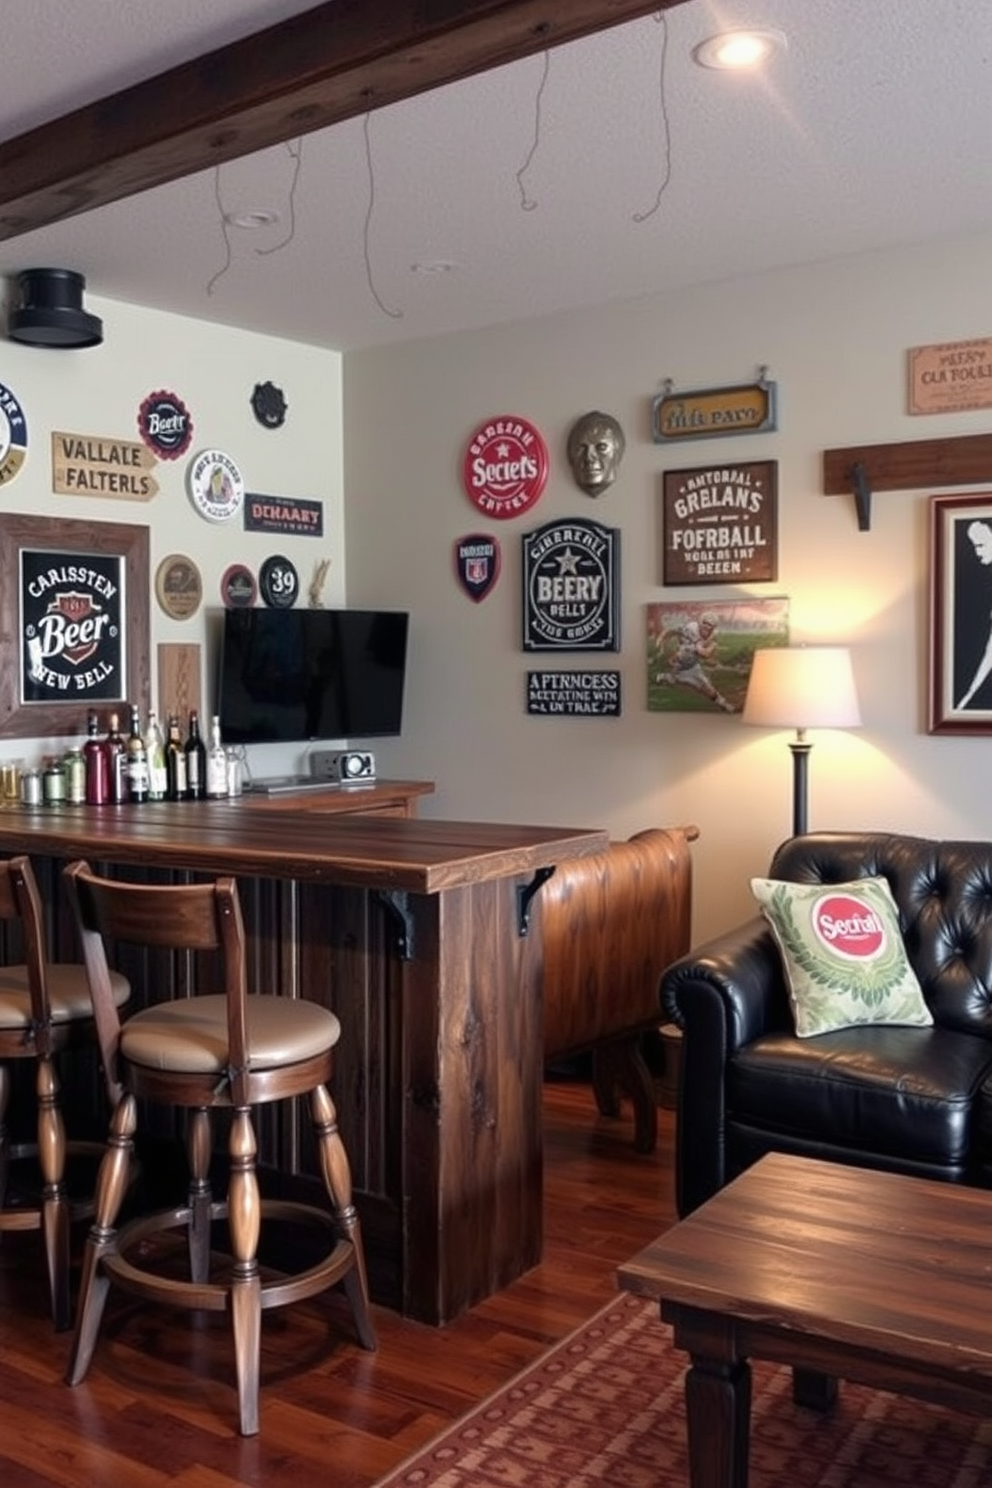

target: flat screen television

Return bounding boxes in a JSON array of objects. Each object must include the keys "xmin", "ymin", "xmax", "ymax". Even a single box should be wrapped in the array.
[{"xmin": 216, "ymin": 607, "xmax": 409, "ymax": 745}]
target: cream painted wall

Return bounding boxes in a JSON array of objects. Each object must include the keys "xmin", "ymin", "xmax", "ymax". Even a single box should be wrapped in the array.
[
  {"xmin": 0, "ymin": 296, "xmax": 344, "ymax": 780},
  {"xmin": 344, "ymin": 232, "xmax": 992, "ymax": 943}
]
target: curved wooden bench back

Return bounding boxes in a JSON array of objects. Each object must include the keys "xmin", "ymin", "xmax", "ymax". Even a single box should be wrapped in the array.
[{"xmin": 542, "ymin": 825, "xmax": 697, "ymax": 1060}]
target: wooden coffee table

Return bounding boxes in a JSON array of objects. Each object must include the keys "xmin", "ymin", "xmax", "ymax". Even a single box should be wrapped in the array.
[{"xmin": 619, "ymin": 1152, "xmax": 992, "ymax": 1488}]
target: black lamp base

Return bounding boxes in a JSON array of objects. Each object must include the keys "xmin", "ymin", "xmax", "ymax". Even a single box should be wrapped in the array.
[{"xmin": 788, "ymin": 741, "xmax": 812, "ymax": 837}]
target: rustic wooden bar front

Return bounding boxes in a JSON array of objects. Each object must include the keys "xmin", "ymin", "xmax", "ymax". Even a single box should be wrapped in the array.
[{"xmin": 0, "ymin": 800, "xmax": 607, "ymax": 1324}]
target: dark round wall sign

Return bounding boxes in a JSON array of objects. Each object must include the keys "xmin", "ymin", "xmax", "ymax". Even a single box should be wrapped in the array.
[
  {"xmin": 259, "ymin": 555, "xmax": 299, "ymax": 608},
  {"xmin": 221, "ymin": 564, "xmax": 257, "ymax": 608}
]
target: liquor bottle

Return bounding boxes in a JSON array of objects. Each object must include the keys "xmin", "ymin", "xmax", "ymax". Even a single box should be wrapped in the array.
[
  {"xmin": 205, "ymin": 714, "xmax": 228, "ymax": 799},
  {"xmin": 184, "ymin": 711, "xmax": 206, "ymax": 800},
  {"xmin": 126, "ymin": 704, "xmax": 150, "ymax": 804},
  {"xmin": 165, "ymin": 715, "xmax": 189, "ymax": 801},
  {"xmin": 144, "ymin": 709, "xmax": 167, "ymax": 801},
  {"xmin": 84, "ymin": 710, "xmax": 109, "ymax": 805},
  {"xmin": 105, "ymin": 712, "xmax": 127, "ymax": 804}
]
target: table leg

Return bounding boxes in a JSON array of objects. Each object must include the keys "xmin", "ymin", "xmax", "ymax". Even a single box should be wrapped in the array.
[
  {"xmin": 793, "ymin": 1367, "xmax": 838, "ymax": 1411},
  {"xmin": 685, "ymin": 1354, "xmax": 751, "ymax": 1488}
]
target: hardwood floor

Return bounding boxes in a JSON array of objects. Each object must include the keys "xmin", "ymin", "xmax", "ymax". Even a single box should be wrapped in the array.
[{"xmin": 0, "ymin": 1078, "xmax": 677, "ymax": 1486}]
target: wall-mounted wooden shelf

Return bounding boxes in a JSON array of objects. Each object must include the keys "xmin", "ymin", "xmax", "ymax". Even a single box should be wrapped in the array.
[{"xmin": 822, "ymin": 432, "xmax": 992, "ymax": 530}]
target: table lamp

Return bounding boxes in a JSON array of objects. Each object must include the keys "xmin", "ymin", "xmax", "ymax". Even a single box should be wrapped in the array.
[{"xmin": 742, "ymin": 646, "xmax": 861, "ymax": 836}]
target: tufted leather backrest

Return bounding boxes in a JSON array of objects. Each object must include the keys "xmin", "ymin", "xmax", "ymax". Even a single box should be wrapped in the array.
[{"xmin": 769, "ymin": 831, "xmax": 992, "ymax": 1039}]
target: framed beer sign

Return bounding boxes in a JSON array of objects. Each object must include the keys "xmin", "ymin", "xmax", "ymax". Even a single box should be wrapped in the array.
[
  {"xmin": 661, "ymin": 460, "xmax": 778, "ymax": 585},
  {"xmin": 0, "ymin": 513, "xmax": 150, "ymax": 738}
]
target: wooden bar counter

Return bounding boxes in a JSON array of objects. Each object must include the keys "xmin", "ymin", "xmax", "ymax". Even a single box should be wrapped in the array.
[{"xmin": 0, "ymin": 796, "xmax": 607, "ymax": 1324}]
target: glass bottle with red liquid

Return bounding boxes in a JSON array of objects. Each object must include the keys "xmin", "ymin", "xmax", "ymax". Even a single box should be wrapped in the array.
[{"xmin": 83, "ymin": 710, "xmax": 109, "ymax": 804}]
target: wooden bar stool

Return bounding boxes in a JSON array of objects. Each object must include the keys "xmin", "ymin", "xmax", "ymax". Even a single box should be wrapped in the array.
[
  {"xmin": 62, "ymin": 859, "xmax": 376, "ymax": 1436},
  {"xmin": 0, "ymin": 854, "xmax": 129, "ymax": 1330}
]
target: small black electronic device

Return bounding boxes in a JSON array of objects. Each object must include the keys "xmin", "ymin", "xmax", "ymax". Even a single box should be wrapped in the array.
[{"xmin": 311, "ymin": 751, "xmax": 376, "ymax": 783}]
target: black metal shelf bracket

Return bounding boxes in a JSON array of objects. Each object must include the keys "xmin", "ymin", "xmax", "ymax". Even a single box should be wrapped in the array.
[
  {"xmin": 851, "ymin": 461, "xmax": 872, "ymax": 532},
  {"xmin": 517, "ymin": 865, "xmax": 555, "ymax": 937},
  {"xmin": 374, "ymin": 889, "xmax": 414, "ymax": 961}
]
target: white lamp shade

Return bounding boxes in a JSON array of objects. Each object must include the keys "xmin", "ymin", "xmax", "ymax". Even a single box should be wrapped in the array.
[{"xmin": 742, "ymin": 646, "xmax": 861, "ymax": 731}]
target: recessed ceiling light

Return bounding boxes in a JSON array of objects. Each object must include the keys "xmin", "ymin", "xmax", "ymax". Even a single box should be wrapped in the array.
[
  {"xmin": 410, "ymin": 259, "xmax": 458, "ymax": 276},
  {"xmin": 693, "ymin": 29, "xmax": 786, "ymax": 71},
  {"xmin": 224, "ymin": 209, "xmax": 281, "ymax": 230}
]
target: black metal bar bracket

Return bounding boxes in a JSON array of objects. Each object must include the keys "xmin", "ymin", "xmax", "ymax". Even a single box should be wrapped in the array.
[
  {"xmin": 517, "ymin": 865, "xmax": 555, "ymax": 937},
  {"xmin": 374, "ymin": 889, "xmax": 415, "ymax": 961}
]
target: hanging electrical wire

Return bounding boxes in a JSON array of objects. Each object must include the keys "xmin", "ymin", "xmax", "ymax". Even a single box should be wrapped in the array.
[
  {"xmin": 362, "ymin": 107, "xmax": 404, "ymax": 319},
  {"xmin": 256, "ymin": 140, "xmax": 303, "ymax": 256},
  {"xmin": 516, "ymin": 49, "xmax": 551, "ymax": 211},
  {"xmin": 206, "ymin": 168, "xmax": 234, "ymax": 296},
  {"xmin": 633, "ymin": 11, "xmax": 672, "ymax": 223}
]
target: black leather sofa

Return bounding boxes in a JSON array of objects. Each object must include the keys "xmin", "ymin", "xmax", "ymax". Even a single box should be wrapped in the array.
[{"xmin": 663, "ymin": 831, "xmax": 992, "ymax": 1217}]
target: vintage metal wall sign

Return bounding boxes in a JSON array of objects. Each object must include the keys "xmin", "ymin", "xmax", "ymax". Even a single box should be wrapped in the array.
[
  {"xmin": 454, "ymin": 533, "xmax": 501, "ymax": 602},
  {"xmin": 259, "ymin": 555, "xmax": 299, "ymax": 608},
  {"xmin": 52, "ymin": 430, "xmax": 159, "ymax": 500},
  {"xmin": 522, "ymin": 518, "xmax": 620, "ymax": 652},
  {"xmin": 462, "ymin": 415, "xmax": 549, "ymax": 520},
  {"xmin": 908, "ymin": 336, "xmax": 992, "ymax": 415},
  {"xmin": 0, "ymin": 382, "xmax": 28, "ymax": 487},
  {"xmin": 526, "ymin": 670, "xmax": 621, "ymax": 716},
  {"xmin": 251, "ymin": 381, "xmax": 288, "ymax": 428},
  {"xmin": 20, "ymin": 548, "xmax": 125, "ymax": 702},
  {"xmin": 187, "ymin": 449, "xmax": 245, "ymax": 523},
  {"xmin": 652, "ymin": 373, "xmax": 777, "ymax": 443},
  {"xmin": 662, "ymin": 460, "xmax": 778, "ymax": 584},
  {"xmin": 244, "ymin": 493, "xmax": 323, "ymax": 537},
  {"xmin": 137, "ymin": 390, "xmax": 193, "ymax": 460},
  {"xmin": 220, "ymin": 564, "xmax": 256, "ymax": 608},
  {"xmin": 155, "ymin": 554, "xmax": 202, "ymax": 620}
]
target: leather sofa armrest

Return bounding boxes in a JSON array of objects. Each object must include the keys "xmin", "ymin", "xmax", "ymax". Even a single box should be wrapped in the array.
[
  {"xmin": 662, "ymin": 916, "xmax": 787, "ymax": 1049},
  {"xmin": 660, "ymin": 916, "xmax": 788, "ymax": 1217}
]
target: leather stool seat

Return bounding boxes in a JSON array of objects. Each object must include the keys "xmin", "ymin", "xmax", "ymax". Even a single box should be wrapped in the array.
[
  {"xmin": 121, "ymin": 995, "xmax": 340, "ymax": 1072},
  {"xmin": 0, "ymin": 963, "xmax": 129, "ymax": 1025}
]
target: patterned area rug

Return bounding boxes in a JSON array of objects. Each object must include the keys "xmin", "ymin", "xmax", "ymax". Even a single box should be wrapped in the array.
[{"xmin": 375, "ymin": 1292, "xmax": 992, "ymax": 1487}]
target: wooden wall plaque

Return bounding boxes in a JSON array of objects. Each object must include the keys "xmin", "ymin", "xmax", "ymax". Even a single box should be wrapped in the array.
[
  {"xmin": 157, "ymin": 642, "xmax": 202, "ymax": 726},
  {"xmin": 662, "ymin": 460, "xmax": 777, "ymax": 585}
]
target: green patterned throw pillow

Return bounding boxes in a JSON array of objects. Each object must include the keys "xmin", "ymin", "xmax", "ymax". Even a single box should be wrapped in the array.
[{"xmin": 750, "ymin": 875, "xmax": 933, "ymax": 1038}]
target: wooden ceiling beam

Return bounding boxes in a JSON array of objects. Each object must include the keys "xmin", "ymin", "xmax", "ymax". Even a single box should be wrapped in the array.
[{"xmin": 0, "ymin": 0, "xmax": 688, "ymax": 242}]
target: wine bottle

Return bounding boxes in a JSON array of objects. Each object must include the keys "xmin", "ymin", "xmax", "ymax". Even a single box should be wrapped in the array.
[
  {"xmin": 105, "ymin": 712, "xmax": 127, "ymax": 804},
  {"xmin": 144, "ymin": 709, "xmax": 167, "ymax": 801},
  {"xmin": 205, "ymin": 714, "xmax": 228, "ymax": 799},
  {"xmin": 84, "ymin": 710, "xmax": 109, "ymax": 805},
  {"xmin": 126, "ymin": 704, "xmax": 150, "ymax": 804},
  {"xmin": 184, "ymin": 710, "xmax": 206, "ymax": 800},
  {"xmin": 165, "ymin": 715, "xmax": 189, "ymax": 801}
]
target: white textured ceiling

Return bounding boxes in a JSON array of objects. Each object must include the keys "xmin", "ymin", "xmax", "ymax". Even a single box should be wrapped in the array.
[{"xmin": 0, "ymin": 0, "xmax": 989, "ymax": 352}]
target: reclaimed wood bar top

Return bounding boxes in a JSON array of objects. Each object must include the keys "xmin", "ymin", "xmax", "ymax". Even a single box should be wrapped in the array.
[{"xmin": 0, "ymin": 801, "xmax": 608, "ymax": 893}]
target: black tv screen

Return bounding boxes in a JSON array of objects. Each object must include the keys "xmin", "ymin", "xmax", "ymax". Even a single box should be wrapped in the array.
[{"xmin": 217, "ymin": 608, "xmax": 409, "ymax": 745}]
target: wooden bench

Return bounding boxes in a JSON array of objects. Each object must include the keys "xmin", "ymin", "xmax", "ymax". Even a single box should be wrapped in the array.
[{"xmin": 542, "ymin": 826, "xmax": 697, "ymax": 1152}]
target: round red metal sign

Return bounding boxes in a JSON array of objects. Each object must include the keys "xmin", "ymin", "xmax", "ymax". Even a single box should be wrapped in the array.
[{"xmin": 461, "ymin": 415, "xmax": 549, "ymax": 520}]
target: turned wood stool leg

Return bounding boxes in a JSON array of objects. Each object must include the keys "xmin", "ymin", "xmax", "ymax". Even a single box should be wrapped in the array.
[
  {"xmin": 187, "ymin": 1106, "xmax": 212, "ymax": 1284},
  {"xmin": 36, "ymin": 1055, "xmax": 71, "ymax": 1331},
  {"xmin": 228, "ymin": 1108, "xmax": 261, "ymax": 1437},
  {"xmin": 311, "ymin": 1083, "xmax": 377, "ymax": 1350},
  {"xmin": 67, "ymin": 1094, "xmax": 137, "ymax": 1385}
]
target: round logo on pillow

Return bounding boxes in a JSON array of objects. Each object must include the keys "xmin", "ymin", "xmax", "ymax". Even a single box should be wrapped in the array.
[{"xmin": 812, "ymin": 893, "xmax": 886, "ymax": 961}]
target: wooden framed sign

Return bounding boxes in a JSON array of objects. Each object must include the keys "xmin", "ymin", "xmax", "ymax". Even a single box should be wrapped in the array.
[
  {"xmin": 0, "ymin": 512, "xmax": 149, "ymax": 738},
  {"xmin": 928, "ymin": 492, "xmax": 992, "ymax": 733},
  {"xmin": 651, "ymin": 374, "xmax": 777, "ymax": 443},
  {"xmin": 662, "ymin": 460, "xmax": 777, "ymax": 585}
]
